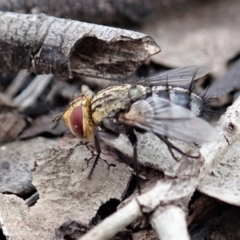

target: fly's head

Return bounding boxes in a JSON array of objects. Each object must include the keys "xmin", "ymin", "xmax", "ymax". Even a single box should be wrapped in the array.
[{"xmin": 53, "ymin": 94, "xmax": 96, "ymax": 140}]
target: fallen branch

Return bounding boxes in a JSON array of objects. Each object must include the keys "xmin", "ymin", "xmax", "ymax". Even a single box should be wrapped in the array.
[{"xmin": 0, "ymin": 11, "xmax": 160, "ymax": 80}]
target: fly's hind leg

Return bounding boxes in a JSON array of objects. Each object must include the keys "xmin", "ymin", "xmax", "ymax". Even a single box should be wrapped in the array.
[
  {"xmin": 157, "ymin": 134, "xmax": 200, "ymax": 160},
  {"xmin": 166, "ymin": 142, "xmax": 179, "ymax": 161}
]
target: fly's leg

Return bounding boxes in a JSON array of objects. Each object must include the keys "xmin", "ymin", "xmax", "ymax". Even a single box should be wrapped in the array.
[
  {"xmin": 166, "ymin": 142, "xmax": 179, "ymax": 161},
  {"xmin": 87, "ymin": 134, "xmax": 101, "ymax": 179},
  {"xmin": 162, "ymin": 136, "xmax": 186, "ymax": 161},
  {"xmin": 156, "ymin": 134, "xmax": 200, "ymax": 159},
  {"xmin": 126, "ymin": 129, "xmax": 141, "ymax": 195},
  {"xmin": 87, "ymin": 132, "xmax": 116, "ymax": 179}
]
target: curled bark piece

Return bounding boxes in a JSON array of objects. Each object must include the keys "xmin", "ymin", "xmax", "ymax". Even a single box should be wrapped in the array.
[{"xmin": 0, "ymin": 11, "xmax": 160, "ymax": 79}]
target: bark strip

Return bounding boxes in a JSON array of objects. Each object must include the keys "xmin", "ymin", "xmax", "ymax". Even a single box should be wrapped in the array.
[{"xmin": 0, "ymin": 11, "xmax": 160, "ymax": 79}]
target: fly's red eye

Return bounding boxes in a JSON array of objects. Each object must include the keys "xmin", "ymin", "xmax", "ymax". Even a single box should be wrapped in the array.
[{"xmin": 70, "ymin": 106, "xmax": 84, "ymax": 137}]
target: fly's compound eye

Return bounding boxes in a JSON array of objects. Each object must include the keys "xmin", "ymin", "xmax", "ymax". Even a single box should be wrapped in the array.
[
  {"xmin": 69, "ymin": 106, "xmax": 84, "ymax": 137},
  {"xmin": 63, "ymin": 95, "xmax": 95, "ymax": 140}
]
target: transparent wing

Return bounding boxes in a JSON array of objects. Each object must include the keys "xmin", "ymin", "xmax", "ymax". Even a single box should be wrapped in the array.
[
  {"xmin": 127, "ymin": 66, "xmax": 209, "ymax": 86},
  {"xmin": 118, "ymin": 96, "xmax": 218, "ymax": 144}
]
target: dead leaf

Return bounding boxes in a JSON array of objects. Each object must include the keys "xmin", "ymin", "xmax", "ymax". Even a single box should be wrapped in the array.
[
  {"xmin": 140, "ymin": 0, "xmax": 240, "ymax": 78},
  {"xmin": 0, "ymin": 143, "xmax": 132, "ymax": 239},
  {"xmin": 0, "ymin": 137, "xmax": 57, "ymax": 195}
]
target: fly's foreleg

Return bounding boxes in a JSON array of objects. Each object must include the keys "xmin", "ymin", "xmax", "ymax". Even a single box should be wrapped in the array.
[
  {"xmin": 87, "ymin": 132, "xmax": 116, "ymax": 179},
  {"xmin": 88, "ymin": 134, "xmax": 101, "ymax": 179}
]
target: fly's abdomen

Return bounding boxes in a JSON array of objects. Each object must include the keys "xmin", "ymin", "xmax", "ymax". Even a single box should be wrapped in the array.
[
  {"xmin": 190, "ymin": 94, "xmax": 205, "ymax": 117},
  {"xmin": 91, "ymin": 84, "xmax": 148, "ymax": 125},
  {"xmin": 151, "ymin": 86, "xmax": 205, "ymax": 117}
]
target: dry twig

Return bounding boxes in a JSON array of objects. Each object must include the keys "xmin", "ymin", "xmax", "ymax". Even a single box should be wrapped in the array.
[{"xmin": 0, "ymin": 11, "xmax": 160, "ymax": 80}]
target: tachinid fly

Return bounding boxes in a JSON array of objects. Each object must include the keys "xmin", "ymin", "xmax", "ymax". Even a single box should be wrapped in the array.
[{"xmin": 53, "ymin": 66, "xmax": 218, "ymax": 177}]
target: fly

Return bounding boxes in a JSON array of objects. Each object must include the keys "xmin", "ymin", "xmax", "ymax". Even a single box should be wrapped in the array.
[{"xmin": 53, "ymin": 66, "xmax": 218, "ymax": 179}]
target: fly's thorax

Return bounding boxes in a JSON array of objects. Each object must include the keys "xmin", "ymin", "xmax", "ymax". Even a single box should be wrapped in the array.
[
  {"xmin": 151, "ymin": 86, "xmax": 205, "ymax": 117},
  {"xmin": 91, "ymin": 84, "xmax": 147, "ymax": 125},
  {"xmin": 63, "ymin": 95, "xmax": 96, "ymax": 140}
]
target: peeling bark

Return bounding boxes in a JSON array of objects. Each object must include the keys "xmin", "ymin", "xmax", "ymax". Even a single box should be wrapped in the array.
[{"xmin": 0, "ymin": 11, "xmax": 160, "ymax": 79}]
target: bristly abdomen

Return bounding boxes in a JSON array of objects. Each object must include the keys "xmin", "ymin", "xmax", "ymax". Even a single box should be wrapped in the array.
[{"xmin": 148, "ymin": 86, "xmax": 206, "ymax": 117}]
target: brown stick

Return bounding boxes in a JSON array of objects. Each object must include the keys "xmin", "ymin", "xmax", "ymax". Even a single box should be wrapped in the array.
[{"xmin": 0, "ymin": 11, "xmax": 160, "ymax": 80}]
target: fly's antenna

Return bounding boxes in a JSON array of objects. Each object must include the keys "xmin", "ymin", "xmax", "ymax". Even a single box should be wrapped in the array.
[
  {"xmin": 46, "ymin": 105, "xmax": 55, "ymax": 115},
  {"xmin": 51, "ymin": 112, "xmax": 63, "ymax": 129},
  {"xmin": 189, "ymin": 67, "xmax": 200, "ymax": 96},
  {"xmin": 45, "ymin": 104, "xmax": 63, "ymax": 130}
]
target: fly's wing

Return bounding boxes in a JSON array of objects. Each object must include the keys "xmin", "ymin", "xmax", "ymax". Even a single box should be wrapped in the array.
[
  {"xmin": 127, "ymin": 66, "xmax": 209, "ymax": 86},
  {"xmin": 118, "ymin": 96, "xmax": 218, "ymax": 144}
]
